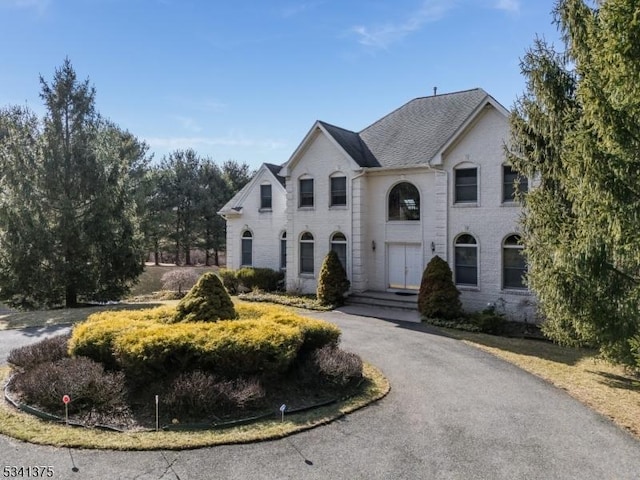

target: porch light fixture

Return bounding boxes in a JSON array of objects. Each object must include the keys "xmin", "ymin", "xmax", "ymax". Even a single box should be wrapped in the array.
[
  {"xmin": 371, "ymin": 240, "xmax": 376, "ymax": 251},
  {"xmin": 430, "ymin": 241, "xmax": 435, "ymax": 253}
]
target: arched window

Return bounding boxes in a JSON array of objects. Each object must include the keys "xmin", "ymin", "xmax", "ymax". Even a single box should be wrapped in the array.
[
  {"xmin": 241, "ymin": 230, "xmax": 252, "ymax": 266},
  {"xmin": 503, "ymin": 235, "xmax": 526, "ymax": 289},
  {"xmin": 388, "ymin": 182, "xmax": 420, "ymax": 221},
  {"xmin": 330, "ymin": 232, "xmax": 347, "ymax": 270},
  {"xmin": 454, "ymin": 234, "xmax": 477, "ymax": 286},
  {"xmin": 280, "ymin": 231, "xmax": 287, "ymax": 270},
  {"xmin": 300, "ymin": 232, "xmax": 314, "ymax": 274}
]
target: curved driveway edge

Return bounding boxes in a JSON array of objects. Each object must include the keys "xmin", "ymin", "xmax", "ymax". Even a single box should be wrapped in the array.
[{"xmin": 2, "ymin": 309, "xmax": 640, "ymax": 479}]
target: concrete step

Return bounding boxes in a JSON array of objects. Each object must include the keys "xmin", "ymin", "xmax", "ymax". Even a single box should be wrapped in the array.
[{"xmin": 346, "ymin": 291, "xmax": 418, "ymax": 311}]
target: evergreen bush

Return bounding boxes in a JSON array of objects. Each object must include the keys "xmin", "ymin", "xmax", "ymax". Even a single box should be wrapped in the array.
[
  {"xmin": 236, "ymin": 267, "xmax": 284, "ymax": 292},
  {"xmin": 174, "ymin": 271, "xmax": 237, "ymax": 322},
  {"xmin": 317, "ymin": 250, "xmax": 350, "ymax": 306},
  {"xmin": 218, "ymin": 269, "xmax": 239, "ymax": 294},
  {"xmin": 418, "ymin": 255, "xmax": 462, "ymax": 320}
]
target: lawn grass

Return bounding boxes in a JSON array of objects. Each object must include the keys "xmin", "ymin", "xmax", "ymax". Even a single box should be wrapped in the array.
[
  {"xmin": 445, "ymin": 329, "xmax": 640, "ymax": 438},
  {"xmin": 0, "ymin": 363, "xmax": 389, "ymax": 450}
]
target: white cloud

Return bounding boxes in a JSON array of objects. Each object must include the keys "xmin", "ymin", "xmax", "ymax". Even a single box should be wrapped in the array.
[
  {"xmin": 146, "ymin": 135, "xmax": 287, "ymax": 151},
  {"xmin": 494, "ymin": 0, "xmax": 520, "ymax": 13},
  {"xmin": 351, "ymin": 0, "xmax": 454, "ymax": 49}
]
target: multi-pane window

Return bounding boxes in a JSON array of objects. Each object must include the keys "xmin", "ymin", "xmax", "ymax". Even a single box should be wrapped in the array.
[
  {"xmin": 260, "ymin": 184, "xmax": 272, "ymax": 209},
  {"xmin": 454, "ymin": 234, "xmax": 477, "ymax": 286},
  {"xmin": 503, "ymin": 235, "xmax": 526, "ymax": 289},
  {"xmin": 388, "ymin": 182, "xmax": 420, "ymax": 221},
  {"xmin": 330, "ymin": 232, "xmax": 347, "ymax": 271},
  {"xmin": 299, "ymin": 178, "xmax": 314, "ymax": 207},
  {"xmin": 455, "ymin": 168, "xmax": 478, "ymax": 203},
  {"xmin": 300, "ymin": 232, "xmax": 314, "ymax": 274},
  {"xmin": 280, "ymin": 231, "xmax": 287, "ymax": 270},
  {"xmin": 241, "ymin": 230, "xmax": 252, "ymax": 266},
  {"xmin": 503, "ymin": 166, "xmax": 528, "ymax": 202},
  {"xmin": 330, "ymin": 176, "xmax": 347, "ymax": 206}
]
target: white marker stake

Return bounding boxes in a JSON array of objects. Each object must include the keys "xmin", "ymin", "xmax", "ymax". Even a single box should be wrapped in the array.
[
  {"xmin": 62, "ymin": 395, "xmax": 70, "ymax": 425},
  {"xmin": 280, "ymin": 404, "xmax": 286, "ymax": 422},
  {"xmin": 155, "ymin": 395, "xmax": 159, "ymax": 432}
]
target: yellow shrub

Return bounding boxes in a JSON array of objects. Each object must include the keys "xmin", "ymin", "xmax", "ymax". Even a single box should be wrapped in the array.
[{"xmin": 69, "ymin": 303, "xmax": 341, "ymax": 379}]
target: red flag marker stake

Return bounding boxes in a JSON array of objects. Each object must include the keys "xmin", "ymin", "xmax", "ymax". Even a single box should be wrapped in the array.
[{"xmin": 62, "ymin": 395, "xmax": 70, "ymax": 425}]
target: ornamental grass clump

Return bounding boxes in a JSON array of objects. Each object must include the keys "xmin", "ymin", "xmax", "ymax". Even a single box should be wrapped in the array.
[{"xmin": 174, "ymin": 271, "xmax": 237, "ymax": 322}]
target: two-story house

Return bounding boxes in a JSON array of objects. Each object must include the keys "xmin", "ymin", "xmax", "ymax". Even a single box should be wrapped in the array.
[{"xmin": 218, "ymin": 88, "xmax": 535, "ymax": 321}]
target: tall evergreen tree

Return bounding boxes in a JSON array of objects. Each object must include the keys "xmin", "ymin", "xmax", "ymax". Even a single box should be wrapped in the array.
[
  {"xmin": 509, "ymin": 0, "xmax": 640, "ymax": 366},
  {"xmin": 0, "ymin": 59, "xmax": 148, "ymax": 307}
]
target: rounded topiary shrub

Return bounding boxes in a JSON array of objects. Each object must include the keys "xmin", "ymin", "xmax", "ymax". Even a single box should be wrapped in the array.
[
  {"xmin": 317, "ymin": 250, "xmax": 350, "ymax": 306},
  {"xmin": 418, "ymin": 255, "xmax": 462, "ymax": 320},
  {"xmin": 174, "ymin": 271, "xmax": 237, "ymax": 322}
]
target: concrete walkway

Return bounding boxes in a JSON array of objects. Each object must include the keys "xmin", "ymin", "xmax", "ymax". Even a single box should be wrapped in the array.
[{"xmin": 2, "ymin": 308, "xmax": 640, "ymax": 479}]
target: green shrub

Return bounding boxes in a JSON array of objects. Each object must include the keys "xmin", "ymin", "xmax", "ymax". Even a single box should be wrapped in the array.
[
  {"xmin": 174, "ymin": 272, "xmax": 237, "ymax": 322},
  {"xmin": 8, "ymin": 334, "xmax": 70, "ymax": 371},
  {"xmin": 218, "ymin": 269, "xmax": 239, "ymax": 295},
  {"xmin": 317, "ymin": 250, "xmax": 350, "ymax": 306},
  {"xmin": 418, "ymin": 255, "xmax": 462, "ymax": 320},
  {"xmin": 235, "ymin": 267, "xmax": 284, "ymax": 292},
  {"xmin": 470, "ymin": 306, "xmax": 507, "ymax": 334}
]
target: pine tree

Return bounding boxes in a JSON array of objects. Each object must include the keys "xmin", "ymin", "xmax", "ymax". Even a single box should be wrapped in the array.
[
  {"xmin": 0, "ymin": 59, "xmax": 148, "ymax": 307},
  {"xmin": 509, "ymin": 0, "xmax": 640, "ymax": 365}
]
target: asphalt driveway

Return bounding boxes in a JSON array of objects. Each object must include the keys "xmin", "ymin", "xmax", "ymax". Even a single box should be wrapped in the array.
[{"xmin": 2, "ymin": 308, "xmax": 640, "ymax": 479}]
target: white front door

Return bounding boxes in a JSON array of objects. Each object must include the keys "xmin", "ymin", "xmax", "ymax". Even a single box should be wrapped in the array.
[{"xmin": 388, "ymin": 243, "xmax": 422, "ymax": 290}]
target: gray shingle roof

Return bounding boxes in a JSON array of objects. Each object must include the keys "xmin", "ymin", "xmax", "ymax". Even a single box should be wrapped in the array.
[
  {"xmin": 321, "ymin": 88, "xmax": 491, "ymax": 168},
  {"xmin": 264, "ymin": 162, "xmax": 286, "ymax": 187},
  {"xmin": 318, "ymin": 122, "xmax": 380, "ymax": 167}
]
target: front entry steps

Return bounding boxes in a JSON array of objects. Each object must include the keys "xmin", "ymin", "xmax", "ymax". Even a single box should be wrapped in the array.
[{"xmin": 343, "ymin": 291, "xmax": 421, "ymax": 323}]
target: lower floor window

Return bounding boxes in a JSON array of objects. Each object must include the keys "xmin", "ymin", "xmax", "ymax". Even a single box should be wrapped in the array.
[
  {"xmin": 454, "ymin": 234, "xmax": 477, "ymax": 286},
  {"xmin": 241, "ymin": 230, "xmax": 252, "ymax": 266},
  {"xmin": 300, "ymin": 232, "xmax": 314, "ymax": 274},
  {"xmin": 330, "ymin": 232, "xmax": 347, "ymax": 271},
  {"xmin": 503, "ymin": 235, "xmax": 526, "ymax": 289}
]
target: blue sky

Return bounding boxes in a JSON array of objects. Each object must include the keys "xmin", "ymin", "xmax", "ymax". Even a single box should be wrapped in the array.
[{"xmin": 0, "ymin": 0, "xmax": 562, "ymax": 170}]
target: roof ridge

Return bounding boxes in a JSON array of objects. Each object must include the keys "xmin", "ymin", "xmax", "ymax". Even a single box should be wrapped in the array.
[
  {"xmin": 318, "ymin": 120, "xmax": 358, "ymax": 134},
  {"xmin": 359, "ymin": 88, "xmax": 487, "ymax": 134}
]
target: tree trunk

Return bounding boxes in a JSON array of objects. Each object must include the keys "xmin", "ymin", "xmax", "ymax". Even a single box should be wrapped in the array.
[
  {"xmin": 205, "ymin": 250, "xmax": 211, "ymax": 266},
  {"xmin": 214, "ymin": 249, "xmax": 219, "ymax": 267},
  {"xmin": 65, "ymin": 284, "xmax": 78, "ymax": 308}
]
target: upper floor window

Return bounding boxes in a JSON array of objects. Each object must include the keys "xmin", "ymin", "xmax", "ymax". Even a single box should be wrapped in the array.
[
  {"xmin": 454, "ymin": 234, "xmax": 477, "ymax": 286},
  {"xmin": 241, "ymin": 230, "xmax": 252, "ymax": 266},
  {"xmin": 388, "ymin": 182, "xmax": 420, "ymax": 221},
  {"xmin": 503, "ymin": 165, "xmax": 528, "ymax": 202},
  {"xmin": 455, "ymin": 167, "xmax": 477, "ymax": 203},
  {"xmin": 330, "ymin": 176, "xmax": 347, "ymax": 206},
  {"xmin": 300, "ymin": 232, "xmax": 314, "ymax": 274},
  {"xmin": 260, "ymin": 184, "xmax": 272, "ymax": 209},
  {"xmin": 503, "ymin": 234, "xmax": 526, "ymax": 289},
  {"xmin": 299, "ymin": 178, "xmax": 314, "ymax": 207},
  {"xmin": 330, "ymin": 232, "xmax": 347, "ymax": 271}
]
